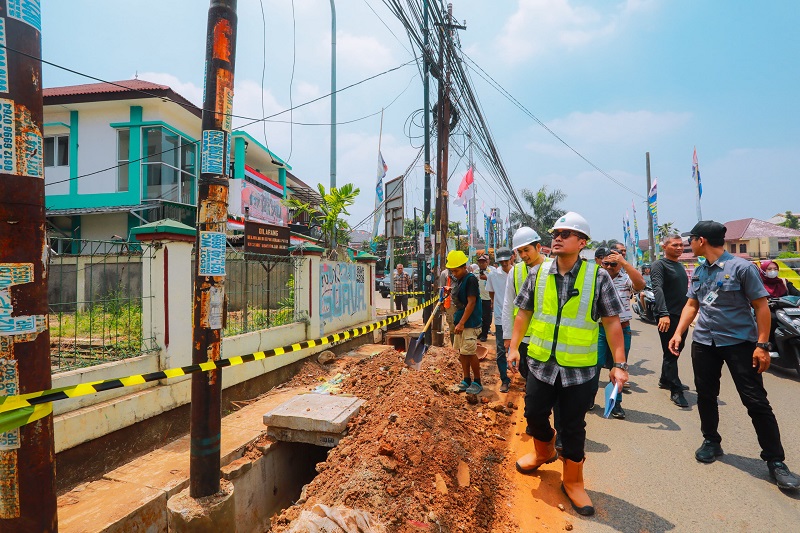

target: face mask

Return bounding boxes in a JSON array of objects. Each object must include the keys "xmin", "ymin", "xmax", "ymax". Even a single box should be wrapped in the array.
[{"xmin": 766, "ymin": 271, "xmax": 779, "ymax": 279}]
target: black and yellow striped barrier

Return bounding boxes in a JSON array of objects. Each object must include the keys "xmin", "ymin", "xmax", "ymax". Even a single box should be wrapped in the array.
[
  {"xmin": 0, "ymin": 299, "xmax": 435, "ymax": 433},
  {"xmin": 389, "ymin": 291, "xmax": 425, "ymax": 296}
]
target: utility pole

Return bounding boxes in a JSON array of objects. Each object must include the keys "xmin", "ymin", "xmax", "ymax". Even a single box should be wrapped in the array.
[
  {"xmin": 191, "ymin": 0, "xmax": 237, "ymax": 498},
  {"xmin": 0, "ymin": 8, "xmax": 57, "ymax": 531},
  {"xmin": 421, "ymin": 0, "xmax": 432, "ymax": 342},
  {"xmin": 645, "ymin": 152, "xmax": 654, "ymax": 261}
]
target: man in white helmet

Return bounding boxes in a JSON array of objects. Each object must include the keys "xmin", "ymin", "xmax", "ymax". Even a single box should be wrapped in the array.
[
  {"xmin": 486, "ymin": 246, "xmax": 515, "ymax": 392},
  {"xmin": 507, "ymin": 212, "xmax": 628, "ymax": 517},
  {"xmin": 502, "ymin": 226, "xmax": 546, "ymax": 381}
]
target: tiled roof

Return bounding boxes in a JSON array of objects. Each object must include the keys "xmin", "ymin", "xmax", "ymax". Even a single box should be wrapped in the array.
[
  {"xmin": 724, "ymin": 218, "xmax": 800, "ymax": 240},
  {"xmin": 43, "ymin": 79, "xmax": 171, "ymax": 98}
]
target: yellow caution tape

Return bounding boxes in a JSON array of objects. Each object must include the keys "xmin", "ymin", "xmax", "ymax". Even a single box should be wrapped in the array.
[{"xmin": 0, "ymin": 299, "xmax": 435, "ymax": 431}]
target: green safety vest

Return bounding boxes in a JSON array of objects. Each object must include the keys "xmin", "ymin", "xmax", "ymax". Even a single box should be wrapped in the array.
[
  {"xmin": 525, "ymin": 260, "xmax": 599, "ymax": 367},
  {"xmin": 511, "ymin": 261, "xmax": 529, "ymax": 320}
]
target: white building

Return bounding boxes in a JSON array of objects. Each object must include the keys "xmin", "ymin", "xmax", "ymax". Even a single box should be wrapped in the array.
[{"xmin": 43, "ymin": 79, "xmax": 319, "ymax": 251}]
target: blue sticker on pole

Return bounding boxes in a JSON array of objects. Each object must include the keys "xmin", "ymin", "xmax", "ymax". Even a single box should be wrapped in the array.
[
  {"xmin": 0, "ymin": 98, "xmax": 15, "ymax": 174},
  {"xmin": 198, "ymin": 231, "xmax": 226, "ymax": 277},
  {"xmin": 201, "ymin": 130, "xmax": 225, "ymax": 175},
  {"xmin": 7, "ymin": 0, "xmax": 41, "ymax": 31},
  {"xmin": 0, "ymin": 19, "xmax": 8, "ymax": 94}
]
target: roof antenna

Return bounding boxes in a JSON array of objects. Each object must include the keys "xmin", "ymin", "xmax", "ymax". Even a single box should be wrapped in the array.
[{"xmin": 134, "ymin": 71, "xmax": 139, "ymax": 80}]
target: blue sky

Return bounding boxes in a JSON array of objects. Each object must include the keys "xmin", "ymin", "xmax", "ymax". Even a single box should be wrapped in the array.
[{"xmin": 42, "ymin": 0, "xmax": 800, "ymax": 242}]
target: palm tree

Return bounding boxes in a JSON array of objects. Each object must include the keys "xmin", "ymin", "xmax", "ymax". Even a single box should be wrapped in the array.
[
  {"xmin": 657, "ymin": 222, "xmax": 679, "ymax": 241},
  {"xmin": 509, "ymin": 185, "xmax": 567, "ymax": 246},
  {"xmin": 284, "ymin": 183, "xmax": 360, "ymax": 254}
]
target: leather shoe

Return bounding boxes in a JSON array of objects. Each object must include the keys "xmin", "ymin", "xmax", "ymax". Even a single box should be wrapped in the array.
[
  {"xmin": 695, "ymin": 440, "xmax": 724, "ymax": 463},
  {"xmin": 659, "ymin": 381, "xmax": 689, "ymax": 391},
  {"xmin": 499, "ymin": 381, "xmax": 510, "ymax": 393},
  {"xmin": 768, "ymin": 461, "xmax": 800, "ymax": 490},
  {"xmin": 671, "ymin": 391, "xmax": 689, "ymax": 408},
  {"xmin": 611, "ymin": 404, "xmax": 626, "ymax": 419}
]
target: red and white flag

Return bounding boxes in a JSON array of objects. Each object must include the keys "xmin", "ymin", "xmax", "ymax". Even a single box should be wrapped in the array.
[{"xmin": 453, "ymin": 166, "xmax": 474, "ymax": 207}]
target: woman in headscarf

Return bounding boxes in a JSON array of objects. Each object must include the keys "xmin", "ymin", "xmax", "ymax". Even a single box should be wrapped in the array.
[
  {"xmin": 759, "ymin": 260, "xmax": 800, "ymax": 298},
  {"xmin": 760, "ymin": 260, "xmax": 800, "ymax": 344}
]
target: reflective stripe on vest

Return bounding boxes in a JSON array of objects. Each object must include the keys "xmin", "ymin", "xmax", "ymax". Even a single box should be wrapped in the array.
[
  {"xmin": 511, "ymin": 262, "xmax": 529, "ymax": 320},
  {"xmin": 525, "ymin": 260, "xmax": 599, "ymax": 367}
]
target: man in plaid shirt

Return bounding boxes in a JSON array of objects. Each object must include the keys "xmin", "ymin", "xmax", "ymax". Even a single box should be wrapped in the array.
[
  {"xmin": 507, "ymin": 212, "xmax": 628, "ymax": 517},
  {"xmin": 393, "ymin": 264, "xmax": 412, "ymax": 312}
]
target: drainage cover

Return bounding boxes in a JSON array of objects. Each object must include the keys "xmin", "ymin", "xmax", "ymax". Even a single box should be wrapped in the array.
[{"xmin": 263, "ymin": 394, "xmax": 365, "ymax": 448}]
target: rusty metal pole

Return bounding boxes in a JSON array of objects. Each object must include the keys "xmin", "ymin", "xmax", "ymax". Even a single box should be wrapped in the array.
[
  {"xmin": 190, "ymin": 0, "xmax": 237, "ymax": 498},
  {"xmin": 0, "ymin": 6, "xmax": 58, "ymax": 532}
]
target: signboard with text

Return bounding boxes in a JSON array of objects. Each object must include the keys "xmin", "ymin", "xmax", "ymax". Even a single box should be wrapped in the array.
[{"xmin": 245, "ymin": 221, "xmax": 290, "ymax": 256}]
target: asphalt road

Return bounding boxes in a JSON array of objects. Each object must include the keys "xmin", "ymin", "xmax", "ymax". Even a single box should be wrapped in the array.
[{"xmin": 581, "ymin": 318, "xmax": 800, "ymax": 532}]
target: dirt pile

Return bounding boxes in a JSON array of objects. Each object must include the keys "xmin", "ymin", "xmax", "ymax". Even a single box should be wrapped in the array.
[{"xmin": 271, "ymin": 343, "xmax": 521, "ymax": 532}]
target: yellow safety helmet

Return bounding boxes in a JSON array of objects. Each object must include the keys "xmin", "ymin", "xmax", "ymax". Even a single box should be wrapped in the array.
[{"xmin": 445, "ymin": 250, "xmax": 469, "ymax": 269}]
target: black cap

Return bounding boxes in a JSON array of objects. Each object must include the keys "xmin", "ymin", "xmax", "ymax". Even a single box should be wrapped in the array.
[
  {"xmin": 594, "ymin": 247, "xmax": 610, "ymax": 259},
  {"xmin": 682, "ymin": 220, "xmax": 727, "ymax": 240}
]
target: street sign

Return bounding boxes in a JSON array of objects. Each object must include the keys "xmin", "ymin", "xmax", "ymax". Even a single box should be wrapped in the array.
[
  {"xmin": 384, "ymin": 175, "xmax": 404, "ymax": 239},
  {"xmin": 244, "ymin": 220, "xmax": 290, "ymax": 256}
]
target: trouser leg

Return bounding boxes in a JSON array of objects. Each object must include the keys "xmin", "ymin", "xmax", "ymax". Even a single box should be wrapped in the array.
[
  {"xmin": 589, "ymin": 326, "xmax": 611, "ymax": 406},
  {"xmin": 691, "ymin": 341, "xmax": 725, "ymax": 444},
  {"xmin": 615, "ymin": 326, "xmax": 632, "ymax": 404},
  {"xmin": 524, "ymin": 373, "xmax": 557, "ymax": 443},
  {"xmin": 557, "ymin": 378, "xmax": 594, "ymax": 463},
  {"xmin": 723, "ymin": 342, "xmax": 786, "ymax": 462},
  {"xmin": 495, "ymin": 325, "xmax": 509, "ymax": 384},
  {"xmin": 480, "ymin": 301, "xmax": 491, "ymax": 338},
  {"xmin": 660, "ymin": 314, "xmax": 687, "ymax": 392}
]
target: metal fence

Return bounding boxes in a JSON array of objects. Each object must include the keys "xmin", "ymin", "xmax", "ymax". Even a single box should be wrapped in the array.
[
  {"xmin": 47, "ymin": 238, "xmax": 157, "ymax": 373},
  {"xmin": 221, "ymin": 252, "xmax": 304, "ymax": 336}
]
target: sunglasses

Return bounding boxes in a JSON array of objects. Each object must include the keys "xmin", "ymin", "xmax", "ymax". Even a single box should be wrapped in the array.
[
  {"xmin": 602, "ymin": 261, "xmax": 618, "ymax": 267},
  {"xmin": 551, "ymin": 229, "xmax": 579, "ymax": 240},
  {"xmin": 687, "ymin": 235, "xmax": 700, "ymax": 243}
]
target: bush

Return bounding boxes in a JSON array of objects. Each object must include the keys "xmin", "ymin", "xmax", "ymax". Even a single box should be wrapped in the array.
[{"xmin": 777, "ymin": 251, "xmax": 800, "ymax": 259}]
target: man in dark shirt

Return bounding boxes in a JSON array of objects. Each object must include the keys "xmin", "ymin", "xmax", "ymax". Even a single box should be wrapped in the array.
[
  {"xmin": 651, "ymin": 234, "xmax": 690, "ymax": 407},
  {"xmin": 446, "ymin": 250, "xmax": 484, "ymax": 395}
]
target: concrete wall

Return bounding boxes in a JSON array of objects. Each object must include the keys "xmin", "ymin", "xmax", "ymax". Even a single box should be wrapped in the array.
[{"xmin": 51, "ymin": 240, "xmax": 376, "ymax": 453}]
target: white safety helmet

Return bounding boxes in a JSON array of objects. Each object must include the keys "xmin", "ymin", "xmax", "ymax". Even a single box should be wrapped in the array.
[
  {"xmin": 550, "ymin": 211, "xmax": 591, "ymax": 240},
  {"xmin": 512, "ymin": 226, "xmax": 541, "ymax": 251}
]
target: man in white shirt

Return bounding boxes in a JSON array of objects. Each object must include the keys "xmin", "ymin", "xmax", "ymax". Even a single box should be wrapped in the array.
[
  {"xmin": 477, "ymin": 255, "xmax": 492, "ymax": 341},
  {"xmin": 486, "ymin": 247, "xmax": 514, "ymax": 392}
]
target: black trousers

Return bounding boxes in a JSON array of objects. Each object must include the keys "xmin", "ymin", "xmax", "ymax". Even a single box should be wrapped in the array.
[
  {"xmin": 524, "ymin": 370, "xmax": 593, "ymax": 463},
  {"xmin": 692, "ymin": 341, "xmax": 785, "ymax": 462},
  {"xmin": 480, "ymin": 299, "xmax": 492, "ymax": 338},
  {"xmin": 394, "ymin": 294, "xmax": 409, "ymax": 312},
  {"xmin": 518, "ymin": 341, "xmax": 529, "ymax": 380},
  {"xmin": 659, "ymin": 314, "xmax": 688, "ymax": 393}
]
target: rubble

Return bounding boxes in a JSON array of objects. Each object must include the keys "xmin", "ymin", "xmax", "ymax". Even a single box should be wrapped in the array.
[{"xmin": 271, "ymin": 344, "xmax": 519, "ymax": 532}]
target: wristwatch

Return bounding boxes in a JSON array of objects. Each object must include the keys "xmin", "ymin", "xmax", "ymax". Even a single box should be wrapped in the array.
[
  {"xmin": 613, "ymin": 362, "xmax": 628, "ymax": 371},
  {"xmin": 756, "ymin": 342, "xmax": 772, "ymax": 351}
]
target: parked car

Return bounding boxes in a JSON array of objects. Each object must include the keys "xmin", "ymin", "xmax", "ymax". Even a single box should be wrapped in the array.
[{"xmin": 379, "ymin": 267, "xmax": 419, "ymax": 298}]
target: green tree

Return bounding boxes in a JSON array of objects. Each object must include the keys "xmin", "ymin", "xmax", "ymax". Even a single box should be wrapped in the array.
[
  {"xmin": 509, "ymin": 185, "xmax": 566, "ymax": 246},
  {"xmin": 657, "ymin": 222, "xmax": 679, "ymax": 241},
  {"xmin": 779, "ymin": 210, "xmax": 799, "ymax": 229},
  {"xmin": 284, "ymin": 183, "xmax": 360, "ymax": 253}
]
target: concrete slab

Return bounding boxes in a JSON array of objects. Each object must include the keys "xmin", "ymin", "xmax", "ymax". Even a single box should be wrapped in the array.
[
  {"xmin": 266, "ymin": 425, "xmax": 346, "ymax": 447},
  {"xmin": 263, "ymin": 394, "xmax": 364, "ymax": 434},
  {"xmin": 105, "ymin": 447, "xmax": 188, "ymax": 499},
  {"xmin": 342, "ymin": 343, "xmax": 389, "ymax": 359},
  {"xmin": 58, "ymin": 478, "xmax": 167, "ymax": 533}
]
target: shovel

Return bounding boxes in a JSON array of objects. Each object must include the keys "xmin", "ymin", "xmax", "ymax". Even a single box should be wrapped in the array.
[{"xmin": 404, "ymin": 291, "xmax": 446, "ymax": 369}]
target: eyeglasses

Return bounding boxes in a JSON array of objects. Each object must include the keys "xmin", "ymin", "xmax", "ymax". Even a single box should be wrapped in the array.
[
  {"xmin": 551, "ymin": 229, "xmax": 578, "ymax": 240},
  {"xmin": 616, "ymin": 249, "xmax": 626, "ymax": 255},
  {"xmin": 602, "ymin": 261, "xmax": 618, "ymax": 267},
  {"xmin": 687, "ymin": 235, "xmax": 699, "ymax": 243}
]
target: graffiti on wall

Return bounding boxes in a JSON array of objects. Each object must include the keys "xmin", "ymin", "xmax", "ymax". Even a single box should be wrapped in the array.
[{"xmin": 319, "ymin": 262, "xmax": 366, "ymax": 333}]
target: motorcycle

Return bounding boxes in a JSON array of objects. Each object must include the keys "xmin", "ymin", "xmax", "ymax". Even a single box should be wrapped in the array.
[
  {"xmin": 768, "ymin": 296, "xmax": 800, "ymax": 376},
  {"xmin": 632, "ymin": 285, "xmax": 657, "ymax": 324}
]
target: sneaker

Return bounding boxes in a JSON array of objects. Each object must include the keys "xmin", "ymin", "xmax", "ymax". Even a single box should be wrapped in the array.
[
  {"xmin": 456, "ymin": 380, "xmax": 470, "ymax": 393},
  {"xmin": 611, "ymin": 404, "xmax": 626, "ymax": 419},
  {"xmin": 768, "ymin": 461, "xmax": 800, "ymax": 490},
  {"xmin": 622, "ymin": 382, "xmax": 631, "ymax": 393},
  {"xmin": 465, "ymin": 382, "xmax": 484, "ymax": 395},
  {"xmin": 477, "ymin": 336, "xmax": 488, "ymax": 342},
  {"xmin": 499, "ymin": 381, "xmax": 510, "ymax": 393},
  {"xmin": 695, "ymin": 439, "xmax": 724, "ymax": 463},
  {"xmin": 671, "ymin": 391, "xmax": 689, "ymax": 408}
]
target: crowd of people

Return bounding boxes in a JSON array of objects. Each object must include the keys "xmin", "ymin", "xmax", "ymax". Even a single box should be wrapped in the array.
[{"xmin": 439, "ymin": 214, "xmax": 800, "ymax": 516}]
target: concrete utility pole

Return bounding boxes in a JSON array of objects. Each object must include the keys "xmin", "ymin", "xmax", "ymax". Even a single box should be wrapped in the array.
[
  {"xmin": 646, "ymin": 152, "xmax": 654, "ymax": 260},
  {"xmin": 0, "ymin": 8, "xmax": 58, "ymax": 531},
  {"xmin": 190, "ymin": 0, "xmax": 237, "ymax": 498}
]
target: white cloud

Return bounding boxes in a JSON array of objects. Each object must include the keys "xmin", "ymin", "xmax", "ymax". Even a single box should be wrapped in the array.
[
  {"xmin": 541, "ymin": 110, "xmax": 691, "ymax": 146},
  {"xmin": 137, "ymin": 72, "xmax": 203, "ymax": 106},
  {"xmin": 496, "ymin": 0, "xmax": 655, "ymax": 64},
  {"xmin": 335, "ymin": 32, "xmax": 395, "ymax": 73}
]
